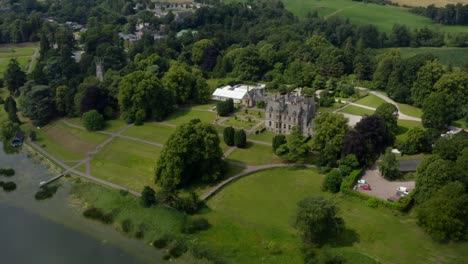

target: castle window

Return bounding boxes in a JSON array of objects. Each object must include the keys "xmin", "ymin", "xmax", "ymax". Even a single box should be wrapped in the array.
[
  {"xmin": 269, "ymin": 121, "xmax": 272, "ymax": 127},
  {"xmin": 284, "ymin": 124, "xmax": 286, "ymax": 128},
  {"xmin": 276, "ymin": 123, "xmax": 278, "ymax": 128},
  {"xmin": 288, "ymin": 125, "xmax": 291, "ymax": 129},
  {"xmin": 269, "ymin": 114, "xmax": 271, "ymax": 118}
]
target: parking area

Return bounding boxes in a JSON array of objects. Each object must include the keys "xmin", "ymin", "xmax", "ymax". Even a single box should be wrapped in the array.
[{"xmin": 357, "ymin": 164, "xmax": 415, "ymax": 201}]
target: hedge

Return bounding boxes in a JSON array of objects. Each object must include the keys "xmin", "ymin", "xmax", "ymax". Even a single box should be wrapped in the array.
[{"xmin": 340, "ymin": 169, "xmax": 363, "ymax": 193}]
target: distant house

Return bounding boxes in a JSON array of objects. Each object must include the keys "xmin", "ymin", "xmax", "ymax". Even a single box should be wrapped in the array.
[
  {"xmin": 211, "ymin": 84, "xmax": 265, "ymax": 105},
  {"xmin": 398, "ymin": 160, "xmax": 421, "ymax": 172},
  {"xmin": 12, "ymin": 131, "xmax": 25, "ymax": 147},
  {"xmin": 174, "ymin": 11, "xmax": 193, "ymax": 22}
]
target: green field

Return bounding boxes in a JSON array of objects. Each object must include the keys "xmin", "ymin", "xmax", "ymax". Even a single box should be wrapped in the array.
[
  {"xmin": 248, "ymin": 131, "xmax": 276, "ymax": 143},
  {"xmin": 66, "ymin": 117, "xmax": 128, "ymax": 133},
  {"xmin": 35, "ymin": 121, "xmax": 108, "ymax": 161},
  {"xmin": 398, "ymin": 47, "xmax": 468, "ymax": 67},
  {"xmin": 274, "ymin": 0, "xmax": 468, "ymax": 33},
  {"xmin": 90, "ymin": 138, "xmax": 162, "ymax": 192},
  {"xmin": 165, "ymin": 108, "xmax": 218, "ymax": 126},
  {"xmin": 339, "ymin": 105, "xmax": 375, "ymax": 116},
  {"xmin": 0, "ymin": 43, "xmax": 37, "ymax": 75},
  {"xmin": 397, "ymin": 103, "xmax": 423, "ymax": 118},
  {"xmin": 196, "ymin": 167, "xmax": 468, "ymax": 264},
  {"xmin": 354, "ymin": 94, "xmax": 386, "ymax": 108},
  {"xmin": 396, "ymin": 119, "xmax": 423, "ymax": 143},
  {"xmin": 226, "ymin": 142, "xmax": 281, "ymax": 165},
  {"xmin": 123, "ymin": 123, "xmax": 175, "ymax": 144}
]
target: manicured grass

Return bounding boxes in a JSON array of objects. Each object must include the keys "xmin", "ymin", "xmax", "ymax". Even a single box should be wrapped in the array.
[
  {"xmin": 89, "ymin": 138, "xmax": 162, "ymax": 192},
  {"xmin": 274, "ymin": 0, "xmax": 468, "ymax": 33},
  {"xmin": 396, "ymin": 119, "xmax": 423, "ymax": 143},
  {"xmin": 34, "ymin": 121, "xmax": 108, "ymax": 161},
  {"xmin": 190, "ymin": 101, "xmax": 217, "ymax": 110},
  {"xmin": 226, "ymin": 142, "xmax": 281, "ymax": 165},
  {"xmin": 165, "ymin": 108, "xmax": 217, "ymax": 126},
  {"xmin": 339, "ymin": 105, "xmax": 375, "ymax": 116},
  {"xmin": 222, "ymin": 116, "xmax": 261, "ymax": 130},
  {"xmin": 317, "ymin": 102, "xmax": 345, "ymax": 113},
  {"xmin": 398, "ymin": 47, "xmax": 468, "ymax": 67},
  {"xmin": 354, "ymin": 94, "xmax": 386, "ymax": 108},
  {"xmin": 248, "ymin": 131, "xmax": 276, "ymax": 143},
  {"xmin": 198, "ymin": 167, "xmax": 468, "ymax": 264},
  {"xmin": 0, "ymin": 43, "xmax": 37, "ymax": 74},
  {"xmin": 66, "ymin": 117, "xmax": 127, "ymax": 133},
  {"xmin": 397, "ymin": 103, "xmax": 423, "ymax": 118},
  {"xmin": 397, "ymin": 153, "xmax": 431, "ymax": 161},
  {"xmin": 123, "ymin": 123, "xmax": 175, "ymax": 144}
]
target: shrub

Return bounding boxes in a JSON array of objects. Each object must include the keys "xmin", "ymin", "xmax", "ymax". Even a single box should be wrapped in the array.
[
  {"xmin": 340, "ymin": 169, "xmax": 363, "ymax": 193},
  {"xmin": 168, "ymin": 240, "xmax": 188, "ymax": 258},
  {"xmin": 322, "ymin": 169, "xmax": 343, "ymax": 193},
  {"xmin": 272, "ymin": 135, "xmax": 286, "ymax": 152},
  {"xmin": 216, "ymin": 99, "xmax": 234, "ymax": 116},
  {"xmin": 234, "ymin": 129, "xmax": 247, "ymax": 148},
  {"xmin": 82, "ymin": 207, "xmax": 115, "ymax": 224},
  {"xmin": 0, "ymin": 168, "xmax": 15, "ymax": 177},
  {"xmin": 82, "ymin": 110, "xmax": 104, "ymax": 131},
  {"xmin": 141, "ymin": 186, "xmax": 156, "ymax": 207},
  {"xmin": 367, "ymin": 197, "xmax": 381, "ymax": 208},
  {"xmin": 223, "ymin": 126, "xmax": 235, "ymax": 146},
  {"xmin": 379, "ymin": 148, "xmax": 400, "ymax": 180},
  {"xmin": 173, "ymin": 192, "xmax": 201, "ymax": 214},
  {"xmin": 153, "ymin": 235, "xmax": 172, "ymax": 249},
  {"xmin": 34, "ymin": 185, "xmax": 59, "ymax": 200},
  {"xmin": 121, "ymin": 219, "xmax": 133, "ymax": 234},
  {"xmin": 29, "ymin": 130, "xmax": 37, "ymax": 141},
  {"xmin": 135, "ymin": 109, "xmax": 146, "ymax": 126},
  {"xmin": 2, "ymin": 181, "xmax": 16, "ymax": 191},
  {"xmin": 182, "ymin": 217, "xmax": 211, "ymax": 234}
]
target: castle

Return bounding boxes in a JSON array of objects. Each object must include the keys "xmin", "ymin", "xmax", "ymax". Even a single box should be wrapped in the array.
[{"xmin": 265, "ymin": 94, "xmax": 316, "ymax": 136}]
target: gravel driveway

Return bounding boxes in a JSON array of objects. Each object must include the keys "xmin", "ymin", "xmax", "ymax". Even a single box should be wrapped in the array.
[{"xmin": 357, "ymin": 164, "xmax": 415, "ymax": 200}]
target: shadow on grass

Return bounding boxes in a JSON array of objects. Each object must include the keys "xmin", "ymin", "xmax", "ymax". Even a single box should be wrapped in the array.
[
  {"xmin": 332, "ymin": 228, "xmax": 360, "ymax": 247},
  {"xmin": 396, "ymin": 125, "xmax": 409, "ymax": 136}
]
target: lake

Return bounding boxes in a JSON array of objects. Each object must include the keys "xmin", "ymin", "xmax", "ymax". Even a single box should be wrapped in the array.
[{"xmin": 0, "ymin": 144, "xmax": 163, "ymax": 264}]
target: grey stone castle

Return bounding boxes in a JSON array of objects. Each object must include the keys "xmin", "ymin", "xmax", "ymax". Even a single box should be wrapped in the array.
[{"xmin": 265, "ymin": 94, "xmax": 316, "ymax": 136}]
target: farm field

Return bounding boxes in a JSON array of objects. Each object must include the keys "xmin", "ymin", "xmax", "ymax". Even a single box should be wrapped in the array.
[
  {"xmin": 197, "ymin": 167, "xmax": 468, "ymax": 264},
  {"xmin": 397, "ymin": 47, "xmax": 468, "ymax": 67},
  {"xmin": 267, "ymin": 0, "xmax": 468, "ymax": 33},
  {"xmin": 0, "ymin": 43, "xmax": 38, "ymax": 75}
]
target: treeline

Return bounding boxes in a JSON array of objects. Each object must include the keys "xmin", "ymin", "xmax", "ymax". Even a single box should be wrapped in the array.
[{"xmin": 411, "ymin": 4, "xmax": 468, "ymax": 25}]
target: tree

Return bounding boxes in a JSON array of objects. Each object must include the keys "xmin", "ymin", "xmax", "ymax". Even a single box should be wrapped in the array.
[
  {"xmin": 0, "ymin": 121, "xmax": 20, "ymax": 140},
  {"xmin": 272, "ymin": 134, "xmax": 287, "ymax": 152},
  {"xmin": 55, "ymin": 85, "xmax": 74, "ymax": 116},
  {"xmin": 401, "ymin": 127, "xmax": 431, "ymax": 155},
  {"xmin": 74, "ymin": 77, "xmax": 109, "ymax": 116},
  {"xmin": 422, "ymin": 92, "xmax": 455, "ymax": 130},
  {"xmin": 414, "ymin": 155, "xmax": 457, "ymax": 204},
  {"xmin": 322, "ymin": 169, "xmax": 343, "ymax": 193},
  {"xmin": 312, "ymin": 113, "xmax": 348, "ymax": 152},
  {"xmin": 162, "ymin": 63, "xmax": 210, "ymax": 104},
  {"xmin": 281, "ymin": 126, "xmax": 310, "ymax": 162},
  {"xmin": 374, "ymin": 103, "xmax": 399, "ymax": 135},
  {"xmin": 4, "ymin": 96, "xmax": 19, "ymax": 123},
  {"xmin": 141, "ymin": 186, "xmax": 156, "ymax": 208},
  {"xmin": 21, "ymin": 85, "xmax": 55, "ymax": 127},
  {"xmin": 379, "ymin": 148, "xmax": 400, "ymax": 180},
  {"xmin": 119, "ymin": 71, "xmax": 174, "ymax": 123},
  {"xmin": 234, "ymin": 129, "xmax": 247, "ymax": 148},
  {"xmin": 294, "ymin": 196, "xmax": 344, "ymax": 245},
  {"xmin": 341, "ymin": 129, "xmax": 366, "ymax": 166},
  {"xmin": 192, "ymin": 39, "xmax": 219, "ymax": 71},
  {"xmin": 339, "ymin": 154, "xmax": 360, "ymax": 176},
  {"xmin": 223, "ymin": 127, "xmax": 235, "ymax": 146},
  {"xmin": 82, "ymin": 110, "xmax": 104, "ymax": 131},
  {"xmin": 319, "ymin": 142, "xmax": 339, "ymax": 168},
  {"xmin": 216, "ymin": 99, "xmax": 234, "ymax": 117},
  {"xmin": 411, "ymin": 61, "xmax": 444, "ymax": 107},
  {"xmin": 455, "ymin": 148, "xmax": 468, "ymax": 187},
  {"xmin": 432, "ymin": 132, "xmax": 468, "ymax": 161},
  {"xmin": 355, "ymin": 115, "xmax": 394, "ymax": 165},
  {"xmin": 155, "ymin": 119, "xmax": 224, "ymax": 190},
  {"xmin": 417, "ymin": 182, "xmax": 468, "ymax": 242},
  {"xmin": 3, "ymin": 58, "xmax": 26, "ymax": 95}
]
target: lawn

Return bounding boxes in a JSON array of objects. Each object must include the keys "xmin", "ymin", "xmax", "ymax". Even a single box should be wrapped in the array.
[
  {"xmin": 0, "ymin": 43, "xmax": 37, "ymax": 75},
  {"xmin": 66, "ymin": 117, "xmax": 128, "ymax": 133},
  {"xmin": 273, "ymin": 0, "xmax": 468, "ymax": 33},
  {"xmin": 89, "ymin": 138, "xmax": 162, "ymax": 192},
  {"xmin": 398, "ymin": 47, "xmax": 468, "ymax": 67},
  {"xmin": 226, "ymin": 142, "xmax": 281, "ymax": 165},
  {"xmin": 248, "ymin": 131, "xmax": 276, "ymax": 143},
  {"xmin": 196, "ymin": 167, "xmax": 468, "ymax": 264},
  {"xmin": 397, "ymin": 103, "xmax": 423, "ymax": 118},
  {"xmin": 221, "ymin": 116, "xmax": 261, "ymax": 130},
  {"xmin": 123, "ymin": 123, "xmax": 175, "ymax": 144},
  {"xmin": 396, "ymin": 119, "xmax": 423, "ymax": 143},
  {"xmin": 354, "ymin": 94, "xmax": 386, "ymax": 108},
  {"xmin": 339, "ymin": 105, "xmax": 375, "ymax": 116},
  {"xmin": 452, "ymin": 118, "xmax": 468, "ymax": 129},
  {"xmin": 165, "ymin": 108, "xmax": 217, "ymax": 126},
  {"xmin": 317, "ymin": 102, "xmax": 345, "ymax": 113},
  {"xmin": 34, "ymin": 121, "xmax": 108, "ymax": 161}
]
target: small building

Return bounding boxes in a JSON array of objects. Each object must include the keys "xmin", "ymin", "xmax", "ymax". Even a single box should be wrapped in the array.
[
  {"xmin": 12, "ymin": 131, "xmax": 25, "ymax": 147},
  {"xmin": 211, "ymin": 84, "xmax": 265, "ymax": 105},
  {"xmin": 398, "ymin": 160, "xmax": 421, "ymax": 172},
  {"xmin": 265, "ymin": 93, "xmax": 316, "ymax": 136}
]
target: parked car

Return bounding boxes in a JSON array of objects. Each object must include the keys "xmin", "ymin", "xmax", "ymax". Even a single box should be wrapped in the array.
[
  {"xmin": 357, "ymin": 179, "xmax": 366, "ymax": 184},
  {"xmin": 397, "ymin": 187, "xmax": 409, "ymax": 194},
  {"xmin": 360, "ymin": 185, "xmax": 372, "ymax": 191}
]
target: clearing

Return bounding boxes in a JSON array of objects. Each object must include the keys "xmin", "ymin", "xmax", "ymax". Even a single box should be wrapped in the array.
[{"xmin": 398, "ymin": 47, "xmax": 468, "ymax": 67}]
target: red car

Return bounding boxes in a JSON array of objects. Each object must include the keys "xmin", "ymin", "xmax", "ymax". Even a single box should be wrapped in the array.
[{"xmin": 360, "ymin": 185, "xmax": 372, "ymax": 191}]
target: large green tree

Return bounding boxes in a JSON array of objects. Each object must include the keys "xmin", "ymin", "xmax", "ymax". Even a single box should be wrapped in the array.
[
  {"xmin": 411, "ymin": 61, "xmax": 444, "ymax": 107},
  {"xmin": 4, "ymin": 58, "xmax": 26, "ymax": 95},
  {"xmin": 374, "ymin": 103, "xmax": 399, "ymax": 135},
  {"xmin": 312, "ymin": 113, "xmax": 348, "ymax": 152},
  {"xmin": 155, "ymin": 119, "xmax": 224, "ymax": 190},
  {"xmin": 21, "ymin": 85, "xmax": 55, "ymax": 126},
  {"xmin": 422, "ymin": 92, "xmax": 456, "ymax": 130},
  {"xmin": 379, "ymin": 148, "xmax": 400, "ymax": 180},
  {"xmin": 162, "ymin": 63, "xmax": 210, "ymax": 104},
  {"xmin": 118, "ymin": 71, "xmax": 174, "ymax": 123}
]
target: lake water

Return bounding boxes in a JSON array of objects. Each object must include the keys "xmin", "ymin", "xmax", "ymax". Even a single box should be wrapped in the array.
[{"xmin": 0, "ymin": 144, "xmax": 163, "ymax": 264}]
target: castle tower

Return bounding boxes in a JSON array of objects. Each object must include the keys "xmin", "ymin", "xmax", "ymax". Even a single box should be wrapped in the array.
[{"xmin": 96, "ymin": 59, "xmax": 105, "ymax": 82}]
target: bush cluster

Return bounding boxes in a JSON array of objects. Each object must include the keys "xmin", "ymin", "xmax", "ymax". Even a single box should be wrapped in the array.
[
  {"xmin": 34, "ymin": 185, "xmax": 59, "ymax": 200},
  {"xmin": 182, "ymin": 218, "xmax": 211, "ymax": 234},
  {"xmin": 0, "ymin": 168, "xmax": 15, "ymax": 177},
  {"xmin": 82, "ymin": 207, "xmax": 115, "ymax": 224},
  {"xmin": 0, "ymin": 181, "xmax": 16, "ymax": 191}
]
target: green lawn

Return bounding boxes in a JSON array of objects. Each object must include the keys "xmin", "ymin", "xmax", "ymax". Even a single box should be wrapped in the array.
[
  {"xmin": 397, "ymin": 103, "xmax": 423, "ymax": 118},
  {"xmin": 190, "ymin": 101, "xmax": 217, "ymax": 110},
  {"xmin": 398, "ymin": 47, "xmax": 468, "ymax": 67},
  {"xmin": 339, "ymin": 105, "xmax": 375, "ymax": 116},
  {"xmin": 226, "ymin": 142, "xmax": 281, "ymax": 165},
  {"xmin": 222, "ymin": 116, "xmax": 261, "ymax": 130},
  {"xmin": 354, "ymin": 94, "xmax": 386, "ymax": 108},
  {"xmin": 396, "ymin": 120, "xmax": 423, "ymax": 143},
  {"xmin": 0, "ymin": 43, "xmax": 37, "ymax": 75},
  {"xmin": 66, "ymin": 117, "xmax": 128, "ymax": 133},
  {"xmin": 34, "ymin": 121, "xmax": 108, "ymax": 161},
  {"xmin": 123, "ymin": 123, "xmax": 175, "ymax": 144},
  {"xmin": 165, "ymin": 108, "xmax": 217, "ymax": 126},
  {"xmin": 272, "ymin": 0, "xmax": 468, "ymax": 33},
  {"xmin": 317, "ymin": 102, "xmax": 345, "ymax": 113},
  {"xmin": 248, "ymin": 131, "xmax": 276, "ymax": 143},
  {"xmin": 196, "ymin": 167, "xmax": 468, "ymax": 264},
  {"xmin": 89, "ymin": 138, "xmax": 162, "ymax": 192}
]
